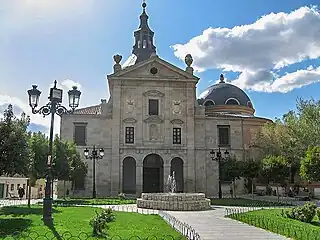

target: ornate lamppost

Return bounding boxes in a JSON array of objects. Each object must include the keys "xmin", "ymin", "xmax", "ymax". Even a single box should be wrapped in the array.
[
  {"xmin": 27, "ymin": 80, "xmax": 81, "ymax": 223},
  {"xmin": 84, "ymin": 146, "xmax": 104, "ymax": 198},
  {"xmin": 210, "ymin": 147, "xmax": 229, "ymax": 199}
]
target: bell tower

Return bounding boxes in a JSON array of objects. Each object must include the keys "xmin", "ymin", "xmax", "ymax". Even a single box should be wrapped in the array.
[{"xmin": 132, "ymin": 1, "xmax": 157, "ymax": 63}]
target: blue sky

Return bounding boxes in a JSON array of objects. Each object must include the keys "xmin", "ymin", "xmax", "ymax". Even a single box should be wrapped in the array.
[{"xmin": 0, "ymin": 0, "xmax": 319, "ymax": 134}]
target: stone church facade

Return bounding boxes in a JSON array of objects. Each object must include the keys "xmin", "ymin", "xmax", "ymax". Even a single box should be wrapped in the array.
[{"xmin": 60, "ymin": 2, "xmax": 271, "ymax": 197}]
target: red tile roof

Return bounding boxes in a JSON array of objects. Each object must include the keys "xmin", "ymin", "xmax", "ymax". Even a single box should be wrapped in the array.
[{"xmin": 73, "ymin": 104, "xmax": 102, "ymax": 115}]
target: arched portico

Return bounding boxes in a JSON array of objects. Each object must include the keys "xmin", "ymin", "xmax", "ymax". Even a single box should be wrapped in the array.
[
  {"xmin": 170, "ymin": 157, "xmax": 184, "ymax": 192},
  {"xmin": 122, "ymin": 157, "xmax": 136, "ymax": 194},
  {"xmin": 143, "ymin": 154, "xmax": 164, "ymax": 193}
]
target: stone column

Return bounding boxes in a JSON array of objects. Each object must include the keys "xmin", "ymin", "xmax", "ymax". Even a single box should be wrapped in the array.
[{"xmin": 136, "ymin": 163, "xmax": 143, "ymax": 196}]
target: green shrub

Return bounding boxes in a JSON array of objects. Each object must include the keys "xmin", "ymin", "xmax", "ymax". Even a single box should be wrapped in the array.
[
  {"xmin": 118, "ymin": 193, "xmax": 126, "ymax": 200},
  {"xmin": 317, "ymin": 208, "xmax": 320, "ymax": 221},
  {"xmin": 90, "ymin": 208, "xmax": 116, "ymax": 236},
  {"xmin": 281, "ymin": 202, "xmax": 317, "ymax": 223}
]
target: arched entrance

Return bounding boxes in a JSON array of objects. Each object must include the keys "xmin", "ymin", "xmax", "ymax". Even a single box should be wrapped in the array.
[
  {"xmin": 170, "ymin": 157, "xmax": 184, "ymax": 192},
  {"xmin": 143, "ymin": 154, "xmax": 164, "ymax": 193},
  {"xmin": 122, "ymin": 157, "xmax": 136, "ymax": 194}
]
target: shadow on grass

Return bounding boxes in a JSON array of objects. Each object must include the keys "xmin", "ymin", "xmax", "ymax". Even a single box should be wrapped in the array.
[
  {"xmin": 0, "ymin": 206, "xmax": 61, "ymax": 217},
  {"xmin": 0, "ymin": 218, "xmax": 32, "ymax": 236},
  {"xmin": 44, "ymin": 220, "xmax": 63, "ymax": 240}
]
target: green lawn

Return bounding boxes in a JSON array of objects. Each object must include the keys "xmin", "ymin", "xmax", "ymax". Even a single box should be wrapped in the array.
[
  {"xmin": 228, "ymin": 208, "xmax": 320, "ymax": 240},
  {"xmin": 210, "ymin": 198, "xmax": 291, "ymax": 207},
  {"xmin": 52, "ymin": 198, "xmax": 136, "ymax": 206},
  {"xmin": 0, "ymin": 206, "xmax": 184, "ymax": 239}
]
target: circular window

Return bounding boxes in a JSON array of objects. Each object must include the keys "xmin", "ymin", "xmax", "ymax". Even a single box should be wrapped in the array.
[{"xmin": 150, "ymin": 67, "xmax": 158, "ymax": 75}]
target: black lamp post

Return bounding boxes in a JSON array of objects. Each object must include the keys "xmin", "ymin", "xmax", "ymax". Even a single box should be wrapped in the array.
[
  {"xmin": 84, "ymin": 146, "xmax": 104, "ymax": 198},
  {"xmin": 210, "ymin": 147, "xmax": 229, "ymax": 199},
  {"xmin": 27, "ymin": 80, "xmax": 81, "ymax": 223}
]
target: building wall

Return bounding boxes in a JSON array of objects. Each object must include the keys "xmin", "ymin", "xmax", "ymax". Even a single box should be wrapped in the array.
[{"xmin": 0, "ymin": 177, "xmax": 28, "ymax": 199}]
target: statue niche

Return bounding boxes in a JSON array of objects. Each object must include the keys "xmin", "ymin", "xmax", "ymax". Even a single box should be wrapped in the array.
[{"xmin": 149, "ymin": 124, "xmax": 159, "ymax": 141}]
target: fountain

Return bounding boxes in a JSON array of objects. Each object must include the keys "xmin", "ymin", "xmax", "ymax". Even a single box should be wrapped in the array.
[{"xmin": 137, "ymin": 171, "xmax": 211, "ymax": 211}]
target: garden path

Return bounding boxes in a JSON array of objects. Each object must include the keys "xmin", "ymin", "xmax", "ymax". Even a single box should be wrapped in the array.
[{"xmin": 166, "ymin": 206, "xmax": 290, "ymax": 240}]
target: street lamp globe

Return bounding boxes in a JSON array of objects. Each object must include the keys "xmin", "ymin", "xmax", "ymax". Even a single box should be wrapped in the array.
[
  {"xmin": 84, "ymin": 148, "xmax": 89, "ymax": 157},
  {"xmin": 224, "ymin": 150, "xmax": 229, "ymax": 156},
  {"xmin": 27, "ymin": 85, "xmax": 41, "ymax": 109},
  {"xmin": 99, "ymin": 148, "xmax": 104, "ymax": 157},
  {"xmin": 68, "ymin": 86, "xmax": 81, "ymax": 110}
]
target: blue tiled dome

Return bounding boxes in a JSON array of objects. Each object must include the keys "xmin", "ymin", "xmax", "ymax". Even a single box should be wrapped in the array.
[{"xmin": 198, "ymin": 75, "xmax": 253, "ymax": 108}]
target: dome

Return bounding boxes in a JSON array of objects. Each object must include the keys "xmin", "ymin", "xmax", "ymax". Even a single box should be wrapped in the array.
[{"xmin": 198, "ymin": 75, "xmax": 253, "ymax": 109}]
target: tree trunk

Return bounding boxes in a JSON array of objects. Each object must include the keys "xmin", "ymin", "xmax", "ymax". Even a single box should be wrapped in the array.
[
  {"xmin": 276, "ymin": 184, "xmax": 280, "ymax": 202},
  {"xmin": 232, "ymin": 180, "xmax": 236, "ymax": 198},
  {"xmin": 251, "ymin": 178, "xmax": 254, "ymax": 200},
  {"xmin": 63, "ymin": 180, "xmax": 66, "ymax": 199},
  {"xmin": 27, "ymin": 179, "xmax": 31, "ymax": 208}
]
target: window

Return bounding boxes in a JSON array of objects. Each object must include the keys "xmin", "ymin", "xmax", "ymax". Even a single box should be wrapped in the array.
[
  {"xmin": 23, "ymin": 184, "xmax": 26, "ymax": 189},
  {"xmin": 148, "ymin": 99, "xmax": 159, "ymax": 115},
  {"xmin": 73, "ymin": 178, "xmax": 85, "ymax": 190},
  {"xmin": 218, "ymin": 125, "xmax": 230, "ymax": 146},
  {"xmin": 225, "ymin": 98, "xmax": 240, "ymax": 105},
  {"xmin": 10, "ymin": 184, "xmax": 14, "ymax": 191},
  {"xmin": 17, "ymin": 184, "xmax": 20, "ymax": 189},
  {"xmin": 74, "ymin": 124, "xmax": 87, "ymax": 146},
  {"xmin": 125, "ymin": 127, "xmax": 135, "ymax": 144},
  {"xmin": 173, "ymin": 128, "xmax": 182, "ymax": 144}
]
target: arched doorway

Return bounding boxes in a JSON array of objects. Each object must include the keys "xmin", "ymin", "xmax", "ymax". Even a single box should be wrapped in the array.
[
  {"xmin": 122, "ymin": 157, "xmax": 136, "ymax": 194},
  {"xmin": 170, "ymin": 157, "xmax": 184, "ymax": 192},
  {"xmin": 143, "ymin": 154, "xmax": 164, "ymax": 193}
]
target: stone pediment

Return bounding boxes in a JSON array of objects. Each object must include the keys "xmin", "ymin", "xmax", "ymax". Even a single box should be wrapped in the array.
[
  {"xmin": 123, "ymin": 117, "xmax": 137, "ymax": 123},
  {"xmin": 143, "ymin": 115, "xmax": 164, "ymax": 123},
  {"xmin": 143, "ymin": 90, "xmax": 165, "ymax": 97},
  {"xmin": 170, "ymin": 119, "xmax": 184, "ymax": 125},
  {"xmin": 109, "ymin": 57, "xmax": 199, "ymax": 81}
]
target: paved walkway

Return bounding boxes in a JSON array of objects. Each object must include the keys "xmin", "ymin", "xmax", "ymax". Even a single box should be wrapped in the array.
[{"xmin": 166, "ymin": 206, "xmax": 289, "ymax": 240}]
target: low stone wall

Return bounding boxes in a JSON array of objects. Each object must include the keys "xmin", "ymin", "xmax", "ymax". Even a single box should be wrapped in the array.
[{"xmin": 137, "ymin": 193, "xmax": 211, "ymax": 211}]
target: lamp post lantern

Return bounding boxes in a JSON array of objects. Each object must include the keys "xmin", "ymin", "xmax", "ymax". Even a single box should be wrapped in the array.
[
  {"xmin": 84, "ymin": 146, "xmax": 104, "ymax": 198},
  {"xmin": 27, "ymin": 80, "xmax": 81, "ymax": 223},
  {"xmin": 210, "ymin": 147, "xmax": 229, "ymax": 199}
]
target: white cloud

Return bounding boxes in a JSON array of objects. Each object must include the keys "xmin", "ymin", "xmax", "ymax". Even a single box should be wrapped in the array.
[{"xmin": 172, "ymin": 6, "xmax": 320, "ymax": 93}]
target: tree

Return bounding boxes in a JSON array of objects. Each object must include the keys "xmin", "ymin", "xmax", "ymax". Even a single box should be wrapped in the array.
[
  {"xmin": 241, "ymin": 158, "xmax": 261, "ymax": 199},
  {"xmin": 220, "ymin": 155, "xmax": 242, "ymax": 198},
  {"xmin": 300, "ymin": 146, "xmax": 320, "ymax": 182},
  {"xmin": 262, "ymin": 155, "xmax": 290, "ymax": 201},
  {"xmin": 68, "ymin": 143, "xmax": 88, "ymax": 192},
  {"xmin": 0, "ymin": 105, "xmax": 30, "ymax": 176},
  {"xmin": 254, "ymin": 120, "xmax": 302, "ymax": 183}
]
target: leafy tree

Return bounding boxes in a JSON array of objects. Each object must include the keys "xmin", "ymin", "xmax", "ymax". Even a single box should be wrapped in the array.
[
  {"xmin": 52, "ymin": 135, "xmax": 71, "ymax": 182},
  {"xmin": 262, "ymin": 155, "xmax": 290, "ymax": 201},
  {"xmin": 241, "ymin": 158, "xmax": 261, "ymax": 199},
  {"xmin": 220, "ymin": 155, "xmax": 242, "ymax": 198},
  {"xmin": 300, "ymin": 146, "xmax": 320, "ymax": 182},
  {"xmin": 0, "ymin": 105, "xmax": 30, "ymax": 176},
  {"xmin": 28, "ymin": 132, "xmax": 49, "ymax": 180}
]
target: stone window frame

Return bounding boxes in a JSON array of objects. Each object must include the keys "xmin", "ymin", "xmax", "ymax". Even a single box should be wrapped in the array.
[
  {"xmin": 225, "ymin": 98, "xmax": 240, "ymax": 105},
  {"xmin": 217, "ymin": 125, "xmax": 230, "ymax": 147},
  {"xmin": 172, "ymin": 127, "xmax": 182, "ymax": 145},
  {"xmin": 125, "ymin": 126, "xmax": 135, "ymax": 144},
  {"xmin": 148, "ymin": 98, "xmax": 159, "ymax": 116},
  {"xmin": 143, "ymin": 90, "xmax": 165, "ymax": 118},
  {"xmin": 73, "ymin": 122, "xmax": 88, "ymax": 146}
]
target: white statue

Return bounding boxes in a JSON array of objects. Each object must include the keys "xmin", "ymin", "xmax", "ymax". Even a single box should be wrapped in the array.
[{"xmin": 166, "ymin": 171, "xmax": 177, "ymax": 193}]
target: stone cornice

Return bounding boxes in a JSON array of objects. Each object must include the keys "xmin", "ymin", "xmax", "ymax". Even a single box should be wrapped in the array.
[
  {"xmin": 123, "ymin": 117, "xmax": 137, "ymax": 123},
  {"xmin": 143, "ymin": 115, "xmax": 164, "ymax": 123},
  {"xmin": 143, "ymin": 90, "xmax": 165, "ymax": 97},
  {"xmin": 170, "ymin": 119, "xmax": 184, "ymax": 125}
]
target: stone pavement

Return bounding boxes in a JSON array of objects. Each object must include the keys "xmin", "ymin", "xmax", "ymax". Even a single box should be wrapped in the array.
[{"xmin": 166, "ymin": 206, "xmax": 290, "ymax": 240}]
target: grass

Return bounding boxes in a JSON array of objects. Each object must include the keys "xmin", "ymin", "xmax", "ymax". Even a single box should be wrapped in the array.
[
  {"xmin": 51, "ymin": 198, "xmax": 136, "ymax": 206},
  {"xmin": 0, "ymin": 205, "xmax": 184, "ymax": 239},
  {"xmin": 210, "ymin": 198, "xmax": 291, "ymax": 207},
  {"xmin": 228, "ymin": 208, "xmax": 320, "ymax": 240}
]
